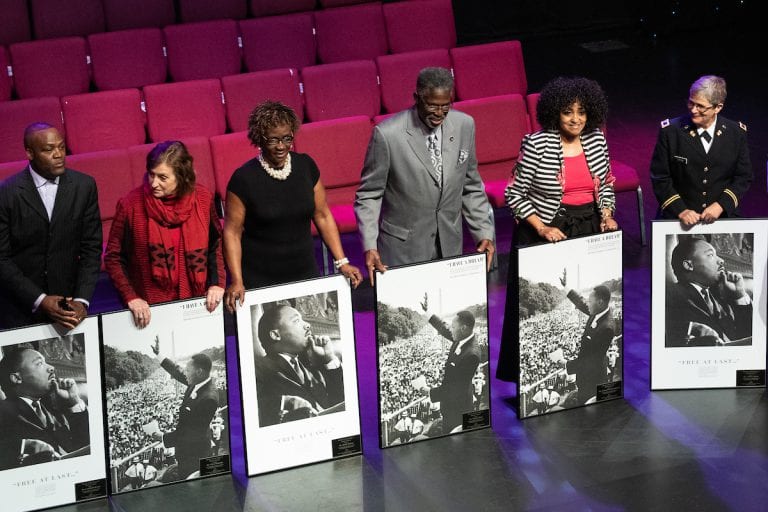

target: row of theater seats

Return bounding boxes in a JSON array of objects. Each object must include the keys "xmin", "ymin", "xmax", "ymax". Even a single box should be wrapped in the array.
[
  {"xmin": 0, "ymin": 0, "xmax": 455, "ymax": 100},
  {"xmin": 0, "ymin": 37, "xmax": 646, "ymax": 245},
  {"xmin": 0, "ymin": 0, "xmax": 397, "ymax": 45},
  {"xmin": 0, "ymin": 42, "xmax": 527, "ymax": 162}
]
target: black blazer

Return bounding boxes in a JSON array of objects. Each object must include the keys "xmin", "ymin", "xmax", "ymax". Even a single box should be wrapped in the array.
[
  {"xmin": 0, "ymin": 395, "xmax": 90, "ymax": 470},
  {"xmin": 565, "ymin": 290, "xmax": 614, "ymax": 405},
  {"xmin": 160, "ymin": 358, "xmax": 219, "ymax": 480},
  {"xmin": 650, "ymin": 115, "xmax": 752, "ymax": 218},
  {"xmin": 255, "ymin": 352, "xmax": 345, "ymax": 427},
  {"xmin": 428, "ymin": 315, "xmax": 481, "ymax": 432},
  {"xmin": 0, "ymin": 167, "xmax": 102, "ymax": 328}
]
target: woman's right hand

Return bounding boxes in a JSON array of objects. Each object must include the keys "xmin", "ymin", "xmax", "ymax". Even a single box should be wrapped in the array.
[
  {"xmin": 537, "ymin": 226, "xmax": 567, "ymax": 243},
  {"xmin": 128, "ymin": 298, "xmax": 151, "ymax": 329},
  {"xmin": 225, "ymin": 282, "xmax": 245, "ymax": 313}
]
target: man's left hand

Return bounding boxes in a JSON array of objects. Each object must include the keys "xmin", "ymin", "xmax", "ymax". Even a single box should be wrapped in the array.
[
  {"xmin": 476, "ymin": 239, "xmax": 495, "ymax": 272},
  {"xmin": 719, "ymin": 271, "xmax": 747, "ymax": 301},
  {"xmin": 51, "ymin": 377, "xmax": 81, "ymax": 408},
  {"xmin": 701, "ymin": 202, "xmax": 724, "ymax": 224},
  {"xmin": 310, "ymin": 335, "xmax": 337, "ymax": 364}
]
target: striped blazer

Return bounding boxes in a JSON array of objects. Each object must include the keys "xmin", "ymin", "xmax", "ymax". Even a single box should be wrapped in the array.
[{"xmin": 504, "ymin": 129, "xmax": 616, "ymax": 223}]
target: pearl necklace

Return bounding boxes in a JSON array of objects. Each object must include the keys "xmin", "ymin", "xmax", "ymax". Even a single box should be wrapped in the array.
[{"xmin": 259, "ymin": 153, "xmax": 292, "ymax": 181}]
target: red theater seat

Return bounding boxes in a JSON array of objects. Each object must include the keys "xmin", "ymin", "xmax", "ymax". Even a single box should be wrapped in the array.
[
  {"xmin": 143, "ymin": 80, "xmax": 227, "ymax": 142},
  {"xmin": 10, "ymin": 38, "xmax": 90, "ymax": 99},
  {"xmin": 62, "ymin": 89, "xmax": 146, "ymax": 154},
  {"xmin": 128, "ymin": 137, "xmax": 217, "ymax": 195},
  {"xmin": 164, "ymin": 20, "xmax": 242, "ymax": 82},
  {"xmin": 0, "ymin": 48, "xmax": 12, "ymax": 101},
  {"xmin": 102, "ymin": 0, "xmax": 175, "ymax": 31},
  {"xmin": 222, "ymin": 69, "xmax": 303, "ymax": 132},
  {"xmin": 319, "ymin": 0, "xmax": 372, "ymax": 6},
  {"xmin": 301, "ymin": 60, "xmax": 380, "ymax": 122},
  {"xmin": 376, "ymin": 49, "xmax": 451, "ymax": 113},
  {"xmin": 66, "ymin": 148, "xmax": 136, "ymax": 240},
  {"xmin": 89, "ymin": 29, "xmax": 167, "ymax": 91},
  {"xmin": 239, "ymin": 13, "xmax": 316, "ymax": 72},
  {"xmin": 250, "ymin": 0, "xmax": 315, "ymax": 17},
  {"xmin": 0, "ymin": 0, "xmax": 31, "ymax": 46},
  {"xmin": 451, "ymin": 41, "xmax": 528, "ymax": 101},
  {"xmin": 179, "ymin": 0, "xmax": 247, "ymax": 22},
  {"xmin": 0, "ymin": 97, "xmax": 63, "ymax": 163},
  {"xmin": 210, "ymin": 131, "xmax": 258, "ymax": 199},
  {"xmin": 314, "ymin": 3, "xmax": 387, "ymax": 64},
  {"xmin": 293, "ymin": 116, "xmax": 372, "ymax": 233},
  {"xmin": 383, "ymin": 0, "xmax": 456, "ymax": 54},
  {"xmin": 0, "ymin": 160, "xmax": 27, "ymax": 182},
  {"xmin": 30, "ymin": 0, "xmax": 105, "ymax": 39},
  {"xmin": 453, "ymin": 94, "xmax": 529, "ymax": 208}
]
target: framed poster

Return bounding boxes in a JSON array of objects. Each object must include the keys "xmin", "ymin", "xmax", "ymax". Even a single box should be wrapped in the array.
[
  {"xmin": 236, "ymin": 275, "xmax": 361, "ymax": 475},
  {"xmin": 101, "ymin": 298, "xmax": 230, "ymax": 494},
  {"xmin": 517, "ymin": 231, "xmax": 624, "ymax": 419},
  {"xmin": 375, "ymin": 254, "xmax": 491, "ymax": 448},
  {"xmin": 0, "ymin": 318, "xmax": 108, "ymax": 512},
  {"xmin": 651, "ymin": 219, "xmax": 768, "ymax": 390}
]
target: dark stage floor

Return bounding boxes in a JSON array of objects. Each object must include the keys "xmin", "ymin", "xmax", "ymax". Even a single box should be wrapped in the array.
[{"xmin": 67, "ymin": 27, "xmax": 768, "ymax": 512}]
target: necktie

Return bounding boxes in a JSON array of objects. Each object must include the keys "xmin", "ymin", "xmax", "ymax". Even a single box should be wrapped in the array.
[
  {"xmin": 290, "ymin": 357, "xmax": 305, "ymax": 385},
  {"xmin": 41, "ymin": 180, "xmax": 57, "ymax": 219},
  {"xmin": 427, "ymin": 132, "xmax": 443, "ymax": 186},
  {"xmin": 32, "ymin": 400, "xmax": 47, "ymax": 427},
  {"xmin": 700, "ymin": 131, "xmax": 712, "ymax": 143},
  {"xmin": 702, "ymin": 288, "xmax": 717, "ymax": 316}
]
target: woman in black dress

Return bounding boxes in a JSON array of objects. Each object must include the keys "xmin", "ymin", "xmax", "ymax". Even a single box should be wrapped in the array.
[{"xmin": 223, "ymin": 101, "xmax": 362, "ymax": 311}]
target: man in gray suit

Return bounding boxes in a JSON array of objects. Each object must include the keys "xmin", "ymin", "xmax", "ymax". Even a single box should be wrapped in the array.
[{"xmin": 355, "ymin": 67, "xmax": 495, "ymax": 283}]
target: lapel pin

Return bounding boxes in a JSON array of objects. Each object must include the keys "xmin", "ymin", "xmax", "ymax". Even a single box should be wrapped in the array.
[
  {"xmin": 689, "ymin": 130, "xmax": 696, "ymax": 137},
  {"xmin": 716, "ymin": 130, "xmax": 722, "ymax": 137},
  {"xmin": 449, "ymin": 136, "xmax": 454, "ymax": 142}
]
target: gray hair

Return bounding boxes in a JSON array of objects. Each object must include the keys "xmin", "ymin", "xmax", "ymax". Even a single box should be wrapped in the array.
[
  {"xmin": 690, "ymin": 75, "xmax": 727, "ymax": 106},
  {"xmin": 416, "ymin": 67, "xmax": 454, "ymax": 97}
]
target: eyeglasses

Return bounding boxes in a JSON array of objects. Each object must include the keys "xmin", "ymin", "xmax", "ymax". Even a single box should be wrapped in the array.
[
  {"xmin": 263, "ymin": 135, "xmax": 294, "ymax": 147},
  {"xmin": 421, "ymin": 100, "xmax": 452, "ymax": 113},
  {"xmin": 687, "ymin": 100, "xmax": 718, "ymax": 113}
]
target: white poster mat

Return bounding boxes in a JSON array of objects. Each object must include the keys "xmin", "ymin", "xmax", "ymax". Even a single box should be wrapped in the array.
[
  {"xmin": 0, "ymin": 317, "xmax": 106, "ymax": 512},
  {"xmin": 651, "ymin": 219, "xmax": 768, "ymax": 389},
  {"xmin": 236, "ymin": 275, "xmax": 361, "ymax": 475}
]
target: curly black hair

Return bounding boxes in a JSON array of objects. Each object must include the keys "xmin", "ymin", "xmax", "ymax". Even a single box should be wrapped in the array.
[
  {"xmin": 247, "ymin": 100, "xmax": 301, "ymax": 148},
  {"xmin": 536, "ymin": 76, "xmax": 608, "ymax": 132}
]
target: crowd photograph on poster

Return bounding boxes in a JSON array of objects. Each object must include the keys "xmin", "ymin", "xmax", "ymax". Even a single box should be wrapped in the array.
[
  {"xmin": 516, "ymin": 232, "xmax": 623, "ymax": 418},
  {"xmin": 236, "ymin": 275, "xmax": 361, "ymax": 475},
  {"xmin": 100, "ymin": 299, "xmax": 230, "ymax": 494},
  {"xmin": 375, "ymin": 254, "xmax": 491, "ymax": 447}
]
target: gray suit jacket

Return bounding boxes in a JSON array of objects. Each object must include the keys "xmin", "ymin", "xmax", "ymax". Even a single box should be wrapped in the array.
[{"xmin": 354, "ymin": 107, "xmax": 494, "ymax": 267}]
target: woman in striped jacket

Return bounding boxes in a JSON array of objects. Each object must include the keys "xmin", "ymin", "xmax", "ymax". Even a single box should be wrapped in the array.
[
  {"xmin": 496, "ymin": 76, "xmax": 619, "ymax": 381},
  {"xmin": 506, "ymin": 76, "xmax": 618, "ymax": 244}
]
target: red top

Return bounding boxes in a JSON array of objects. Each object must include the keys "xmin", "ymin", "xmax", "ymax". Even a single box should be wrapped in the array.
[
  {"xmin": 561, "ymin": 152, "xmax": 594, "ymax": 206},
  {"xmin": 104, "ymin": 184, "xmax": 225, "ymax": 305}
]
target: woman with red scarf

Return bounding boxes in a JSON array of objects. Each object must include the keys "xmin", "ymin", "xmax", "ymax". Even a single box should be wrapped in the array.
[{"xmin": 105, "ymin": 141, "xmax": 225, "ymax": 328}]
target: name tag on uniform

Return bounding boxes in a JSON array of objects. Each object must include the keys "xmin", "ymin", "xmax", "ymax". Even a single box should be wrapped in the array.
[{"xmin": 672, "ymin": 155, "xmax": 688, "ymax": 164}]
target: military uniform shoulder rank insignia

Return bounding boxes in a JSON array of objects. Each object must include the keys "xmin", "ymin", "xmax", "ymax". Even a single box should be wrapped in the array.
[
  {"xmin": 660, "ymin": 118, "xmax": 670, "ymax": 128},
  {"xmin": 739, "ymin": 121, "xmax": 747, "ymax": 131}
]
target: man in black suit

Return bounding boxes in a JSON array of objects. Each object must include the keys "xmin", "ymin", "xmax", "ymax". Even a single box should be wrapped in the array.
[
  {"xmin": 151, "ymin": 337, "xmax": 219, "ymax": 481},
  {"xmin": 0, "ymin": 346, "xmax": 90, "ymax": 470},
  {"xmin": 665, "ymin": 236, "xmax": 752, "ymax": 347},
  {"xmin": 0, "ymin": 123, "xmax": 102, "ymax": 329},
  {"xmin": 650, "ymin": 75, "xmax": 752, "ymax": 226},
  {"xmin": 254, "ymin": 304, "xmax": 345, "ymax": 427},
  {"xmin": 418, "ymin": 295, "xmax": 481, "ymax": 433},
  {"xmin": 555, "ymin": 271, "xmax": 615, "ymax": 406}
]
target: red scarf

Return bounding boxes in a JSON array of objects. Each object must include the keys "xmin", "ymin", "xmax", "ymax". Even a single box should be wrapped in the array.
[{"xmin": 143, "ymin": 182, "xmax": 209, "ymax": 296}]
